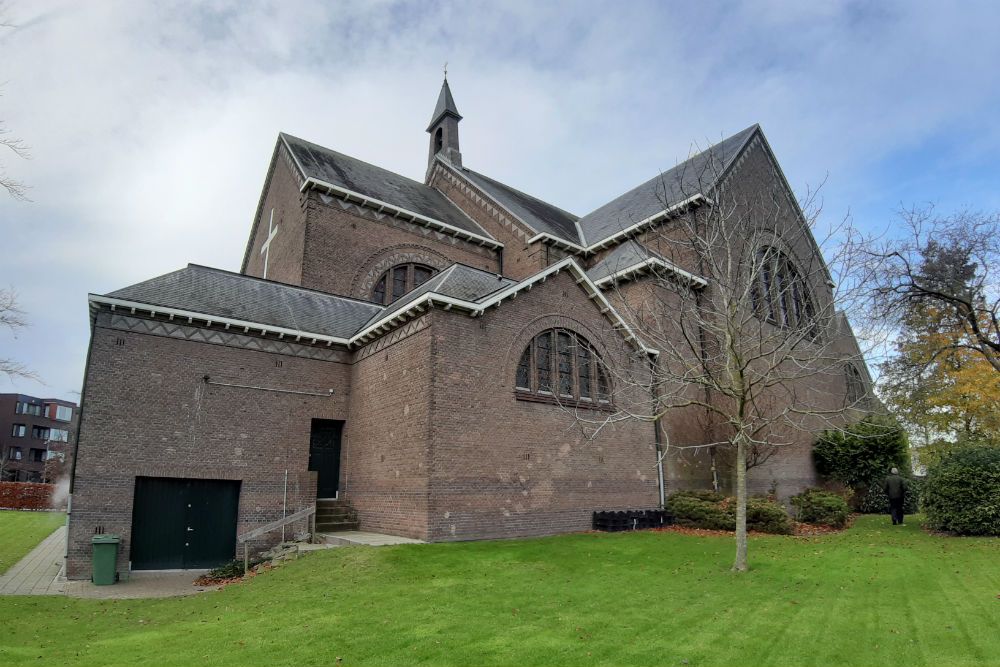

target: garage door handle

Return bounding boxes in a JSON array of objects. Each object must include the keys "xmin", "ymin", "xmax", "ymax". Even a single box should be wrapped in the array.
[{"xmin": 186, "ymin": 527, "xmax": 195, "ymax": 532}]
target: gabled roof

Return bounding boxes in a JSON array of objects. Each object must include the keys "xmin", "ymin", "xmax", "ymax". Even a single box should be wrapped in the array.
[
  {"xmin": 362, "ymin": 264, "xmax": 516, "ymax": 328},
  {"xmin": 280, "ymin": 133, "xmax": 492, "ymax": 240},
  {"xmin": 576, "ymin": 125, "xmax": 759, "ymax": 246},
  {"xmin": 458, "ymin": 166, "xmax": 582, "ymax": 245},
  {"xmin": 352, "ymin": 257, "xmax": 658, "ymax": 355},
  {"xmin": 427, "ymin": 78, "xmax": 463, "ymax": 131},
  {"xmin": 100, "ymin": 264, "xmax": 382, "ymax": 341},
  {"xmin": 586, "ymin": 240, "xmax": 707, "ymax": 289}
]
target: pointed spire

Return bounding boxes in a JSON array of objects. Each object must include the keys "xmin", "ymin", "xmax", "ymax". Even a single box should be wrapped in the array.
[
  {"xmin": 426, "ymin": 75, "xmax": 464, "ymax": 172},
  {"xmin": 426, "ymin": 77, "xmax": 463, "ymax": 132}
]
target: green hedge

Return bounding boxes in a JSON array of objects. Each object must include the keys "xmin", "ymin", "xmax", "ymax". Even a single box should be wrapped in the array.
[
  {"xmin": 790, "ymin": 488, "xmax": 849, "ymax": 527},
  {"xmin": 665, "ymin": 490, "xmax": 792, "ymax": 534},
  {"xmin": 923, "ymin": 444, "xmax": 1000, "ymax": 536}
]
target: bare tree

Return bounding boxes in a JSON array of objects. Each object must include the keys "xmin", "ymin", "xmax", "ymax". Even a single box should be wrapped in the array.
[
  {"xmin": 846, "ymin": 206, "xmax": 1000, "ymax": 375},
  {"xmin": 577, "ymin": 135, "xmax": 867, "ymax": 571},
  {"xmin": 1, "ymin": 287, "xmax": 38, "ymax": 382},
  {"xmin": 1, "ymin": 5, "xmax": 30, "ymax": 201}
]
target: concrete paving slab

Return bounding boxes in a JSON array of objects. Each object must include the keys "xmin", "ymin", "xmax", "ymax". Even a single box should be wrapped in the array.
[
  {"xmin": 0, "ymin": 525, "xmax": 67, "ymax": 596},
  {"xmin": 318, "ymin": 531, "xmax": 425, "ymax": 547},
  {"xmin": 64, "ymin": 570, "xmax": 219, "ymax": 599}
]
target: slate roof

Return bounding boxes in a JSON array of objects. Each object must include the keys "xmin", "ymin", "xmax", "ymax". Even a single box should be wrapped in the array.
[
  {"xmin": 105, "ymin": 264, "xmax": 382, "ymax": 340},
  {"xmin": 427, "ymin": 78, "xmax": 462, "ymax": 131},
  {"xmin": 586, "ymin": 240, "xmax": 706, "ymax": 287},
  {"xmin": 280, "ymin": 133, "xmax": 491, "ymax": 239},
  {"xmin": 576, "ymin": 125, "xmax": 759, "ymax": 246},
  {"xmin": 459, "ymin": 167, "xmax": 582, "ymax": 245},
  {"xmin": 586, "ymin": 240, "xmax": 659, "ymax": 283},
  {"xmin": 363, "ymin": 264, "xmax": 515, "ymax": 328}
]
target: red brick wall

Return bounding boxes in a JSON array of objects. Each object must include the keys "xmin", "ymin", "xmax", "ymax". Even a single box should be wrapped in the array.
[
  {"xmin": 428, "ymin": 165, "xmax": 550, "ymax": 280},
  {"xmin": 343, "ymin": 318, "xmax": 433, "ymax": 539},
  {"xmin": 67, "ymin": 312, "xmax": 351, "ymax": 579},
  {"xmin": 242, "ymin": 147, "xmax": 308, "ymax": 286},
  {"xmin": 424, "ymin": 271, "xmax": 660, "ymax": 541},
  {"xmin": 299, "ymin": 191, "xmax": 499, "ymax": 298}
]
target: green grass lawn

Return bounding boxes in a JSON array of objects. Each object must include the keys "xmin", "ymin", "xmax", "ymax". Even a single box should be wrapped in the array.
[
  {"xmin": 1, "ymin": 514, "xmax": 998, "ymax": 666},
  {"xmin": 0, "ymin": 511, "xmax": 65, "ymax": 575}
]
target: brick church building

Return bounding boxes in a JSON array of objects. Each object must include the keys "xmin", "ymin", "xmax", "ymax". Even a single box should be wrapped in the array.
[{"xmin": 66, "ymin": 79, "xmax": 870, "ymax": 579}]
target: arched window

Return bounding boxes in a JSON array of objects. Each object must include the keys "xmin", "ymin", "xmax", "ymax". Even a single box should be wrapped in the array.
[
  {"xmin": 434, "ymin": 127, "xmax": 443, "ymax": 153},
  {"xmin": 845, "ymin": 363, "xmax": 866, "ymax": 407},
  {"xmin": 753, "ymin": 247, "xmax": 816, "ymax": 332},
  {"xmin": 515, "ymin": 329, "xmax": 610, "ymax": 405},
  {"xmin": 372, "ymin": 263, "xmax": 436, "ymax": 305}
]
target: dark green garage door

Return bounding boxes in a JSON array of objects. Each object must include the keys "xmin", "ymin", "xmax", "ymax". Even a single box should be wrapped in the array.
[{"xmin": 131, "ymin": 477, "xmax": 241, "ymax": 570}]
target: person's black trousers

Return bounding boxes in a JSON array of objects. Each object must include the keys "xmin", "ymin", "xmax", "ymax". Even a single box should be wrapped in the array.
[{"xmin": 889, "ymin": 497, "xmax": 905, "ymax": 525}]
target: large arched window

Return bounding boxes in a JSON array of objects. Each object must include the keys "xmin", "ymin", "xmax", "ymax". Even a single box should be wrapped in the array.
[
  {"xmin": 515, "ymin": 329, "xmax": 610, "ymax": 405},
  {"xmin": 844, "ymin": 363, "xmax": 866, "ymax": 407},
  {"xmin": 372, "ymin": 263, "xmax": 436, "ymax": 305},
  {"xmin": 753, "ymin": 247, "xmax": 816, "ymax": 332}
]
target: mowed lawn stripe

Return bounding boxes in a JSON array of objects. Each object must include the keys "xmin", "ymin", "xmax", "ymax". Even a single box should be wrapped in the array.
[{"xmin": 0, "ymin": 515, "xmax": 998, "ymax": 666}]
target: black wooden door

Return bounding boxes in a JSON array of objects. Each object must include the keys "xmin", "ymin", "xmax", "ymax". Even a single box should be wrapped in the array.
[
  {"xmin": 131, "ymin": 477, "xmax": 241, "ymax": 570},
  {"xmin": 309, "ymin": 419, "xmax": 343, "ymax": 498}
]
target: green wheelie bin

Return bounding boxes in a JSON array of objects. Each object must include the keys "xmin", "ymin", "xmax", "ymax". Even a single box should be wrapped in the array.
[{"xmin": 91, "ymin": 534, "xmax": 121, "ymax": 585}]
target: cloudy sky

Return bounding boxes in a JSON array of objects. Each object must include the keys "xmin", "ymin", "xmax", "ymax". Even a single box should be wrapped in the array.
[{"xmin": 1, "ymin": 0, "xmax": 999, "ymax": 403}]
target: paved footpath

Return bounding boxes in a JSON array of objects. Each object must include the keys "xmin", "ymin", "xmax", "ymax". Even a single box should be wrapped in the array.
[
  {"xmin": 0, "ymin": 525, "xmax": 67, "ymax": 596},
  {"xmin": 1, "ymin": 527, "xmax": 423, "ymax": 599}
]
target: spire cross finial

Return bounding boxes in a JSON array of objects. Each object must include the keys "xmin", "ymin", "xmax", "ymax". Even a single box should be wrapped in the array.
[{"xmin": 443, "ymin": 61, "xmax": 448, "ymax": 79}]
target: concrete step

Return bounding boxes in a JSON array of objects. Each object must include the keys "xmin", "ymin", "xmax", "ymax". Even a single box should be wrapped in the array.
[
  {"xmin": 315, "ymin": 518, "xmax": 360, "ymax": 532},
  {"xmin": 315, "ymin": 507, "xmax": 357, "ymax": 519}
]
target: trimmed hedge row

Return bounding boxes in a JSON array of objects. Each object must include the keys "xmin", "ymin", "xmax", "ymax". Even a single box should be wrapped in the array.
[{"xmin": 0, "ymin": 482, "xmax": 59, "ymax": 510}]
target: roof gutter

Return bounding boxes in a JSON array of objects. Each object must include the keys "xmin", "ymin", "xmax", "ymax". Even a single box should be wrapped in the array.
[
  {"xmin": 350, "ymin": 257, "xmax": 659, "ymax": 356},
  {"xmin": 527, "ymin": 194, "xmax": 711, "ymax": 256},
  {"xmin": 594, "ymin": 257, "xmax": 708, "ymax": 290},
  {"xmin": 89, "ymin": 295, "xmax": 352, "ymax": 347},
  {"xmin": 300, "ymin": 177, "xmax": 503, "ymax": 250}
]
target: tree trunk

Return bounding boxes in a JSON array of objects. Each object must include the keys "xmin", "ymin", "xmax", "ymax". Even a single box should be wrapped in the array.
[{"xmin": 732, "ymin": 430, "xmax": 749, "ymax": 572}]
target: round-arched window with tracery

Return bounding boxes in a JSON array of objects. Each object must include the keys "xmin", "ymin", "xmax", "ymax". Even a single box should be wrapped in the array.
[
  {"xmin": 515, "ymin": 329, "xmax": 610, "ymax": 405},
  {"xmin": 372, "ymin": 263, "xmax": 436, "ymax": 305}
]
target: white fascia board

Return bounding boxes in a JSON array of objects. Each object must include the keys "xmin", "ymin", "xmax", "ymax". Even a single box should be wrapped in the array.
[
  {"xmin": 90, "ymin": 295, "xmax": 351, "ymax": 346},
  {"xmin": 594, "ymin": 257, "xmax": 708, "ymax": 289},
  {"xmin": 300, "ymin": 177, "xmax": 504, "ymax": 250},
  {"xmin": 583, "ymin": 194, "xmax": 711, "ymax": 252},
  {"xmin": 349, "ymin": 293, "xmax": 478, "ymax": 344},
  {"xmin": 525, "ymin": 232, "xmax": 588, "ymax": 253},
  {"xmin": 476, "ymin": 257, "xmax": 660, "ymax": 356},
  {"xmin": 526, "ymin": 194, "xmax": 710, "ymax": 256},
  {"xmin": 434, "ymin": 159, "xmax": 543, "ymax": 239},
  {"xmin": 349, "ymin": 258, "xmax": 659, "ymax": 356}
]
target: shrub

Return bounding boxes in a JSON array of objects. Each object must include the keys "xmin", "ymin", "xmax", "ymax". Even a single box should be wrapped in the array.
[
  {"xmin": 746, "ymin": 497, "xmax": 793, "ymax": 534},
  {"xmin": 664, "ymin": 490, "xmax": 791, "ymax": 534},
  {"xmin": 665, "ymin": 491, "xmax": 734, "ymax": 531},
  {"xmin": 922, "ymin": 444, "xmax": 1000, "ymax": 536},
  {"xmin": 790, "ymin": 488, "xmax": 849, "ymax": 527},
  {"xmin": 813, "ymin": 416, "xmax": 910, "ymax": 490}
]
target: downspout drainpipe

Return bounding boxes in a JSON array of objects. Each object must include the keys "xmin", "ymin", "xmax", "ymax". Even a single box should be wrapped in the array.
[
  {"xmin": 281, "ymin": 470, "xmax": 288, "ymax": 542},
  {"xmin": 654, "ymin": 421, "xmax": 666, "ymax": 508},
  {"xmin": 649, "ymin": 353, "xmax": 666, "ymax": 508}
]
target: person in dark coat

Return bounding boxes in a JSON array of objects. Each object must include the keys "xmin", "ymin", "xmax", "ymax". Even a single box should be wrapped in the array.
[{"xmin": 883, "ymin": 467, "xmax": 907, "ymax": 525}]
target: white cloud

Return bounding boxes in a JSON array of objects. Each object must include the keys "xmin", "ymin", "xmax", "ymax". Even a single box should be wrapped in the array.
[{"xmin": 1, "ymin": 0, "xmax": 999, "ymax": 400}]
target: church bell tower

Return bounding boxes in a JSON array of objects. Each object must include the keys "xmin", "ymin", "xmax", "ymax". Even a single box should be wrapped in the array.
[{"xmin": 427, "ymin": 76, "xmax": 463, "ymax": 172}]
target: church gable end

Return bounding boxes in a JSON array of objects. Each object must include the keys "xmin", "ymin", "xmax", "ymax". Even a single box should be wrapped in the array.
[
  {"xmin": 242, "ymin": 140, "xmax": 309, "ymax": 286},
  {"xmin": 66, "ymin": 76, "xmax": 874, "ymax": 580}
]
